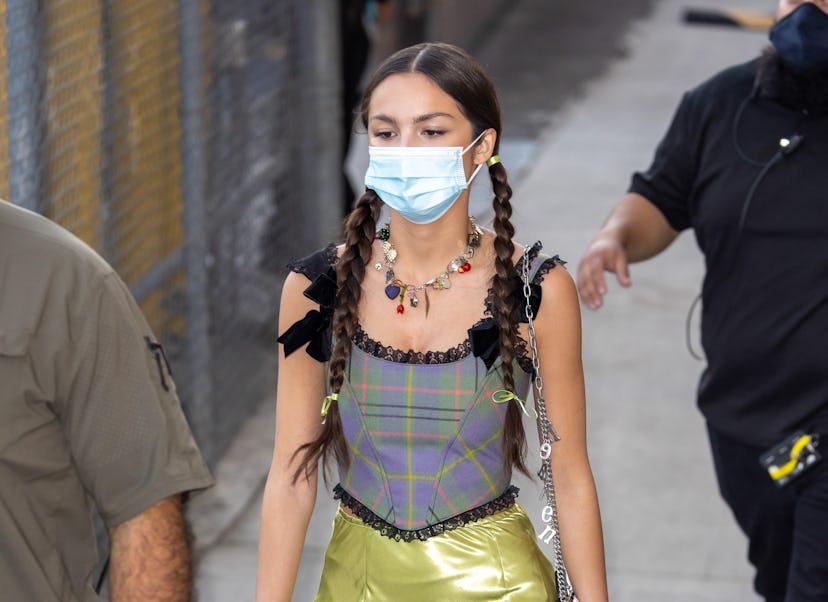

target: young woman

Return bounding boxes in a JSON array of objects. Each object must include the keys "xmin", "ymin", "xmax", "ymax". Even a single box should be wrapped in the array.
[{"xmin": 257, "ymin": 42, "xmax": 607, "ymax": 601}]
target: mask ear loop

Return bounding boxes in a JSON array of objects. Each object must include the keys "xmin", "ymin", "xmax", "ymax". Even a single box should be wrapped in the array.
[
  {"xmin": 462, "ymin": 130, "xmax": 493, "ymax": 186},
  {"xmin": 461, "ymin": 129, "xmax": 489, "ymax": 155},
  {"xmin": 460, "ymin": 129, "xmax": 489, "ymax": 187},
  {"xmin": 466, "ymin": 162, "xmax": 485, "ymax": 186}
]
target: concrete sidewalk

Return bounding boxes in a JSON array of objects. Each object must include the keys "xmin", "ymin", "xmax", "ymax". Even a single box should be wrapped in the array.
[{"xmin": 192, "ymin": 1, "xmax": 771, "ymax": 600}]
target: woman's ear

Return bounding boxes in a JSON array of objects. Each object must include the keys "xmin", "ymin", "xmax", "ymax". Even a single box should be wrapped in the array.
[{"xmin": 473, "ymin": 128, "xmax": 498, "ymax": 165}]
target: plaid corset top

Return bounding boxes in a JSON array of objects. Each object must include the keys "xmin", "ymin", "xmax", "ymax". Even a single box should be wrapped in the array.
[
  {"xmin": 277, "ymin": 241, "xmax": 565, "ymax": 538},
  {"xmin": 335, "ymin": 338, "xmax": 532, "ymax": 535}
]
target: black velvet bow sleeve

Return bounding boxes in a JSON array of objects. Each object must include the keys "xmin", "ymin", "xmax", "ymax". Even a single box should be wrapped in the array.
[
  {"xmin": 277, "ymin": 246, "xmax": 337, "ymax": 362},
  {"xmin": 468, "ymin": 319, "xmax": 499, "ymax": 370},
  {"xmin": 470, "ymin": 243, "xmax": 564, "ymax": 371},
  {"xmin": 467, "ymin": 279, "xmax": 542, "ymax": 371},
  {"xmin": 514, "ymin": 281, "xmax": 542, "ymax": 323}
]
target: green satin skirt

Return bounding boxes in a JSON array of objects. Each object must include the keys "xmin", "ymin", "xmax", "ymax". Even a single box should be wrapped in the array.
[{"xmin": 315, "ymin": 503, "xmax": 557, "ymax": 601}]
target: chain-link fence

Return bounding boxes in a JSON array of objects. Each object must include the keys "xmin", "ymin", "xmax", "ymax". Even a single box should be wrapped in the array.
[{"xmin": 1, "ymin": 0, "xmax": 341, "ymax": 465}]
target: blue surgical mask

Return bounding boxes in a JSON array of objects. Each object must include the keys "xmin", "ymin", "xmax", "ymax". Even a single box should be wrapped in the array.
[
  {"xmin": 364, "ymin": 132, "xmax": 486, "ymax": 225},
  {"xmin": 770, "ymin": 3, "xmax": 828, "ymax": 72}
]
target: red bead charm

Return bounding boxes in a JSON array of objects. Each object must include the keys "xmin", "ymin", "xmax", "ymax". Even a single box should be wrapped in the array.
[
  {"xmin": 458, "ymin": 262, "xmax": 471, "ymax": 273},
  {"xmin": 396, "ymin": 304, "xmax": 405, "ymax": 314}
]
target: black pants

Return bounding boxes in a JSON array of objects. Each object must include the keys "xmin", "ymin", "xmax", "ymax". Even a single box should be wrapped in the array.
[{"xmin": 707, "ymin": 424, "xmax": 828, "ymax": 602}]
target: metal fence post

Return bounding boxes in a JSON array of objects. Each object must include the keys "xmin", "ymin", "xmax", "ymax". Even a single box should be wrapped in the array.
[
  {"xmin": 297, "ymin": 0, "xmax": 341, "ymax": 246},
  {"xmin": 178, "ymin": 0, "xmax": 214, "ymax": 455},
  {"xmin": 6, "ymin": 0, "xmax": 44, "ymax": 213}
]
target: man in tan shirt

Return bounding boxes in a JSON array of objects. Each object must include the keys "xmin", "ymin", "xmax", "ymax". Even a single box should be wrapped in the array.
[{"xmin": 0, "ymin": 200, "xmax": 213, "ymax": 601}]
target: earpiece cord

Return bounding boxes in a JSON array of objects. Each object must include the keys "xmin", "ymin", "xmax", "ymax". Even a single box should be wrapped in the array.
[
  {"xmin": 685, "ymin": 293, "xmax": 704, "ymax": 361},
  {"xmin": 685, "ymin": 88, "xmax": 799, "ymax": 362},
  {"xmin": 731, "ymin": 88, "xmax": 767, "ymax": 167},
  {"xmin": 684, "ymin": 147, "xmax": 784, "ymax": 362}
]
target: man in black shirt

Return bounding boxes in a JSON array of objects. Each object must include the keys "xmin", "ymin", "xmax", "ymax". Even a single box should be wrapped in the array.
[{"xmin": 577, "ymin": 1, "xmax": 828, "ymax": 600}]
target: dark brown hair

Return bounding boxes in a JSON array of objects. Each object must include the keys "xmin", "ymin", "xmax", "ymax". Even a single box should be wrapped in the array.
[{"xmin": 292, "ymin": 42, "xmax": 528, "ymax": 483}]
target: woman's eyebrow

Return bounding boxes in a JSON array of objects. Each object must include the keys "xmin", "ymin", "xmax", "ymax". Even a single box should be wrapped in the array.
[
  {"xmin": 370, "ymin": 113, "xmax": 397, "ymax": 125},
  {"xmin": 369, "ymin": 112, "xmax": 455, "ymax": 125},
  {"xmin": 414, "ymin": 112, "xmax": 455, "ymax": 123}
]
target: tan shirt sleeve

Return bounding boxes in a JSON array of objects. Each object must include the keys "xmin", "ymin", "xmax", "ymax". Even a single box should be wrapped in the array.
[{"xmin": 58, "ymin": 272, "xmax": 213, "ymax": 527}]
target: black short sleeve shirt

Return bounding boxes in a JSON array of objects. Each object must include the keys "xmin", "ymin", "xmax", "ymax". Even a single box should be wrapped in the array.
[{"xmin": 629, "ymin": 59, "xmax": 828, "ymax": 446}]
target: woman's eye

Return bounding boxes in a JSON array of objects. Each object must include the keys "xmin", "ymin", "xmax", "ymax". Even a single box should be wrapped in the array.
[
  {"xmin": 423, "ymin": 129, "xmax": 445, "ymax": 137},
  {"xmin": 372, "ymin": 131, "xmax": 395, "ymax": 139}
]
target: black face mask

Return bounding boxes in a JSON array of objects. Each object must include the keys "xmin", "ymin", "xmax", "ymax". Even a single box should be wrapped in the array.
[{"xmin": 769, "ymin": 3, "xmax": 828, "ymax": 73}]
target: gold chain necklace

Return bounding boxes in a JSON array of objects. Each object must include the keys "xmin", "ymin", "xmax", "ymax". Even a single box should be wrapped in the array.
[{"xmin": 374, "ymin": 217, "xmax": 482, "ymax": 315}]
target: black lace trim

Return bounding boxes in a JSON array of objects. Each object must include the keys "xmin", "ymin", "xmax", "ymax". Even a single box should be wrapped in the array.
[
  {"xmin": 514, "ymin": 241, "xmax": 543, "ymax": 276},
  {"xmin": 286, "ymin": 243, "xmax": 338, "ymax": 280},
  {"xmin": 534, "ymin": 254, "xmax": 566, "ymax": 280},
  {"xmin": 353, "ymin": 323, "xmax": 473, "ymax": 364},
  {"xmin": 333, "ymin": 484, "xmax": 520, "ymax": 542},
  {"xmin": 515, "ymin": 338, "xmax": 532, "ymax": 374},
  {"xmin": 483, "ymin": 255, "xmax": 563, "ymax": 321}
]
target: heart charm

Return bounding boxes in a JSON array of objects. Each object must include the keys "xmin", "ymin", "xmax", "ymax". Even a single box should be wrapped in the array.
[{"xmin": 385, "ymin": 284, "xmax": 401, "ymax": 299}]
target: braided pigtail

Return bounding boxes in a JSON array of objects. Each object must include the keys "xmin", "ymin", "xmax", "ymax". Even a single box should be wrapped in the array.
[
  {"xmin": 489, "ymin": 161, "xmax": 530, "ymax": 477},
  {"xmin": 291, "ymin": 190, "xmax": 381, "ymax": 484}
]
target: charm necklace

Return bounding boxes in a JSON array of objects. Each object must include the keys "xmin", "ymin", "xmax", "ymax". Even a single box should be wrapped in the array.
[{"xmin": 375, "ymin": 217, "xmax": 482, "ymax": 316}]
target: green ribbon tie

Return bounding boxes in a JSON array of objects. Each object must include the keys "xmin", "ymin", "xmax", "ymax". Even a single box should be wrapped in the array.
[
  {"xmin": 321, "ymin": 393, "xmax": 338, "ymax": 423},
  {"xmin": 491, "ymin": 389, "xmax": 538, "ymax": 420}
]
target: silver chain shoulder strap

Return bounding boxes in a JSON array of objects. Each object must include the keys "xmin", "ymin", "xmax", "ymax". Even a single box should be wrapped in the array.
[{"xmin": 521, "ymin": 248, "xmax": 576, "ymax": 602}]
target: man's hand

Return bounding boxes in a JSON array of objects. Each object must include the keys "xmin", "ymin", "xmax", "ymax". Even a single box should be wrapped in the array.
[
  {"xmin": 108, "ymin": 495, "xmax": 192, "ymax": 601},
  {"xmin": 577, "ymin": 237, "xmax": 632, "ymax": 310}
]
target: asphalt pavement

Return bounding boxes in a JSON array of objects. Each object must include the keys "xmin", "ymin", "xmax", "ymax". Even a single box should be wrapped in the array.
[{"xmin": 192, "ymin": 0, "xmax": 772, "ymax": 600}]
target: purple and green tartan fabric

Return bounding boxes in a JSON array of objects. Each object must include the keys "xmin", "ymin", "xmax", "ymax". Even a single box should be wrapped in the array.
[{"xmin": 338, "ymin": 349, "xmax": 532, "ymax": 530}]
